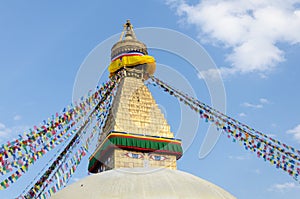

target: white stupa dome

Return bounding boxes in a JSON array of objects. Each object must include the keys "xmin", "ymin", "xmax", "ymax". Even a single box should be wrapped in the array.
[{"xmin": 51, "ymin": 168, "xmax": 236, "ymax": 199}]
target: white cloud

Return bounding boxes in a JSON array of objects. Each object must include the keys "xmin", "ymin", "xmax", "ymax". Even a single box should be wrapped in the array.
[
  {"xmin": 239, "ymin": 112, "xmax": 247, "ymax": 117},
  {"xmin": 242, "ymin": 102, "xmax": 263, "ymax": 109},
  {"xmin": 0, "ymin": 122, "xmax": 9, "ymax": 139},
  {"xmin": 198, "ymin": 69, "xmax": 220, "ymax": 80},
  {"xmin": 0, "ymin": 122, "xmax": 5, "ymax": 129},
  {"xmin": 259, "ymin": 98, "xmax": 270, "ymax": 104},
  {"xmin": 167, "ymin": 0, "xmax": 300, "ymax": 76},
  {"xmin": 253, "ymin": 169, "xmax": 261, "ymax": 174},
  {"xmin": 197, "ymin": 67, "xmax": 234, "ymax": 79},
  {"xmin": 271, "ymin": 123, "xmax": 277, "ymax": 128},
  {"xmin": 286, "ymin": 124, "xmax": 300, "ymax": 143},
  {"xmin": 242, "ymin": 98, "xmax": 271, "ymax": 109},
  {"xmin": 228, "ymin": 155, "xmax": 250, "ymax": 160},
  {"xmin": 268, "ymin": 182, "xmax": 300, "ymax": 192},
  {"xmin": 266, "ymin": 133, "xmax": 277, "ymax": 138},
  {"xmin": 0, "ymin": 129, "xmax": 11, "ymax": 141},
  {"xmin": 0, "ymin": 122, "xmax": 29, "ymax": 143},
  {"xmin": 13, "ymin": 115, "xmax": 22, "ymax": 121}
]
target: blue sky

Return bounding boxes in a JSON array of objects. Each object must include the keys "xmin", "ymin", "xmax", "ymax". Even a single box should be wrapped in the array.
[{"xmin": 1, "ymin": 1, "xmax": 300, "ymax": 198}]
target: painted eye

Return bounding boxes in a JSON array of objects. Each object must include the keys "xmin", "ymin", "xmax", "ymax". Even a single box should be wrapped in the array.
[
  {"xmin": 125, "ymin": 152, "xmax": 144, "ymax": 159},
  {"xmin": 150, "ymin": 155, "xmax": 167, "ymax": 161}
]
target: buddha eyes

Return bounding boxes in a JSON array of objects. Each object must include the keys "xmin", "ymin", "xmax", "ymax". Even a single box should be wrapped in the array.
[
  {"xmin": 124, "ymin": 153, "xmax": 167, "ymax": 161},
  {"xmin": 149, "ymin": 155, "xmax": 167, "ymax": 161},
  {"xmin": 125, "ymin": 152, "xmax": 144, "ymax": 159}
]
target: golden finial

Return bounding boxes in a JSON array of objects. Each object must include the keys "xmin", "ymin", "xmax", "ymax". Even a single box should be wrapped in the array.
[{"xmin": 119, "ymin": 19, "xmax": 136, "ymax": 41}]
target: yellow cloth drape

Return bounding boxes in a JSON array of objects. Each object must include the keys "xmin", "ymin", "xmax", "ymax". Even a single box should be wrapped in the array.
[{"xmin": 108, "ymin": 55, "xmax": 155, "ymax": 74}]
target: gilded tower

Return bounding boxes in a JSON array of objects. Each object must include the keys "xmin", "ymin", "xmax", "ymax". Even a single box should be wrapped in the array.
[{"xmin": 88, "ymin": 20, "xmax": 183, "ymax": 173}]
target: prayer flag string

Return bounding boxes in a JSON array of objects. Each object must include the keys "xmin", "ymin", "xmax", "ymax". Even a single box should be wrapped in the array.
[
  {"xmin": 0, "ymin": 71, "xmax": 124, "ymax": 191},
  {"xmin": 150, "ymin": 76, "xmax": 300, "ymax": 181},
  {"xmin": 0, "ymin": 86, "xmax": 103, "ymax": 176},
  {"xmin": 19, "ymin": 71, "xmax": 123, "ymax": 198}
]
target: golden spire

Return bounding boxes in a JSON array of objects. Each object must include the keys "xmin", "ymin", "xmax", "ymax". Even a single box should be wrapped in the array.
[
  {"xmin": 88, "ymin": 21, "xmax": 182, "ymax": 173},
  {"xmin": 119, "ymin": 19, "xmax": 137, "ymax": 41}
]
